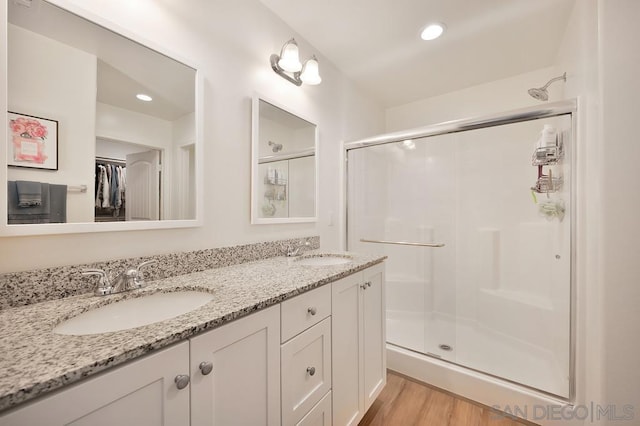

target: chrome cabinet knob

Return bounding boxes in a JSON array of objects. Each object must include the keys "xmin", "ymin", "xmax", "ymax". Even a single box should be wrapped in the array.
[
  {"xmin": 307, "ymin": 366, "xmax": 316, "ymax": 376},
  {"xmin": 199, "ymin": 361, "xmax": 213, "ymax": 375},
  {"xmin": 307, "ymin": 307, "xmax": 317, "ymax": 316},
  {"xmin": 360, "ymin": 284, "xmax": 367, "ymax": 290},
  {"xmin": 366, "ymin": 281, "xmax": 372, "ymax": 288},
  {"xmin": 175, "ymin": 374, "xmax": 190, "ymax": 390}
]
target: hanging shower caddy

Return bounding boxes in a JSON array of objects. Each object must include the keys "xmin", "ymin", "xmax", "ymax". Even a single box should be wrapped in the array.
[
  {"xmin": 530, "ymin": 125, "xmax": 566, "ymax": 221},
  {"xmin": 531, "ymin": 125, "xmax": 564, "ymax": 194}
]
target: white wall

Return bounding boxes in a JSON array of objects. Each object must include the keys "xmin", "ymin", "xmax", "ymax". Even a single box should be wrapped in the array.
[
  {"xmin": 554, "ymin": 0, "xmax": 603, "ymax": 422},
  {"xmin": 258, "ymin": 117, "xmax": 314, "ymax": 157},
  {"xmin": 95, "ymin": 102, "xmax": 173, "ymax": 150},
  {"xmin": 172, "ymin": 113, "xmax": 195, "ymax": 148},
  {"xmin": 171, "ymin": 112, "xmax": 195, "ymax": 219},
  {"xmin": 288, "ymin": 155, "xmax": 315, "ymax": 217},
  {"xmin": 7, "ymin": 24, "xmax": 96, "ymax": 223},
  {"xmin": 0, "ymin": 0, "xmax": 384, "ymax": 271},
  {"xmin": 596, "ymin": 0, "xmax": 640, "ymax": 423},
  {"xmin": 385, "ymin": 66, "xmax": 562, "ymax": 132}
]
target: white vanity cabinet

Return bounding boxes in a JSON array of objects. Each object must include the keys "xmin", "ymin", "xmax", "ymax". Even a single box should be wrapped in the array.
[
  {"xmin": 0, "ymin": 307, "xmax": 281, "ymax": 426},
  {"xmin": 332, "ymin": 263, "xmax": 386, "ymax": 426},
  {"xmin": 0, "ymin": 263, "xmax": 386, "ymax": 426},
  {"xmin": 0, "ymin": 341, "xmax": 191, "ymax": 426},
  {"xmin": 190, "ymin": 305, "xmax": 281, "ymax": 426}
]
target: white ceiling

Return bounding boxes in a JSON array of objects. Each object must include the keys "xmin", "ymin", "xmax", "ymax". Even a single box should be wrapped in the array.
[
  {"xmin": 260, "ymin": 0, "xmax": 576, "ymax": 107},
  {"xmin": 9, "ymin": 0, "xmax": 195, "ymax": 121}
]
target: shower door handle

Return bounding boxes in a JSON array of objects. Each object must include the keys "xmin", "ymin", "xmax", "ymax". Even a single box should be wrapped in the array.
[{"xmin": 360, "ymin": 238, "xmax": 445, "ymax": 248}]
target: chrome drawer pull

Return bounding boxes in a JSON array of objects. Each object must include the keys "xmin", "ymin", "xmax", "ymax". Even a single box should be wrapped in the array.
[
  {"xmin": 307, "ymin": 366, "xmax": 316, "ymax": 376},
  {"xmin": 307, "ymin": 307, "xmax": 317, "ymax": 316}
]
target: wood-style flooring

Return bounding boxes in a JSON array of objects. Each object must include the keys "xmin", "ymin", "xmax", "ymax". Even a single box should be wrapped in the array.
[{"xmin": 358, "ymin": 371, "xmax": 538, "ymax": 426}]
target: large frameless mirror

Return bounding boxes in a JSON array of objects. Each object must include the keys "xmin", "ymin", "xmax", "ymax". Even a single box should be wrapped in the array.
[
  {"xmin": 251, "ymin": 97, "xmax": 318, "ymax": 224},
  {"xmin": 2, "ymin": 0, "xmax": 201, "ymax": 236}
]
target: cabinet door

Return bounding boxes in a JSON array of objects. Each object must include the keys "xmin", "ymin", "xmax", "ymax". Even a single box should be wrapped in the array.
[
  {"xmin": 296, "ymin": 391, "xmax": 332, "ymax": 426},
  {"xmin": 362, "ymin": 263, "xmax": 386, "ymax": 409},
  {"xmin": 0, "ymin": 342, "xmax": 190, "ymax": 426},
  {"xmin": 281, "ymin": 318, "xmax": 331, "ymax": 425},
  {"xmin": 190, "ymin": 305, "xmax": 281, "ymax": 426},
  {"xmin": 331, "ymin": 272, "xmax": 364, "ymax": 426}
]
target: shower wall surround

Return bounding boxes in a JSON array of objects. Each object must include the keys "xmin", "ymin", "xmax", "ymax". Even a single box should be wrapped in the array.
[{"xmin": 0, "ymin": 236, "xmax": 319, "ymax": 310}]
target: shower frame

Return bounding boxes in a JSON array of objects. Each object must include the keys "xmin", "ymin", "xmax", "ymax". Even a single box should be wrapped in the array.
[{"xmin": 343, "ymin": 99, "xmax": 577, "ymax": 402}]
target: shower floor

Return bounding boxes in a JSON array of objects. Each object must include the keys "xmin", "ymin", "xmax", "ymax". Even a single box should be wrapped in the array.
[{"xmin": 387, "ymin": 310, "xmax": 568, "ymax": 397}]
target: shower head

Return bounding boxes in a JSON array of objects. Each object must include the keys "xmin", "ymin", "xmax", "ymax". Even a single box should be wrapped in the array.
[
  {"xmin": 528, "ymin": 87, "xmax": 550, "ymax": 102},
  {"xmin": 528, "ymin": 72, "xmax": 566, "ymax": 102},
  {"xmin": 268, "ymin": 141, "xmax": 283, "ymax": 152}
]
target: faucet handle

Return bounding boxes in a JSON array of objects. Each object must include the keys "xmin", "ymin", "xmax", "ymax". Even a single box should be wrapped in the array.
[
  {"xmin": 136, "ymin": 260, "xmax": 157, "ymax": 270},
  {"xmin": 82, "ymin": 269, "xmax": 113, "ymax": 296},
  {"xmin": 133, "ymin": 259, "xmax": 157, "ymax": 287}
]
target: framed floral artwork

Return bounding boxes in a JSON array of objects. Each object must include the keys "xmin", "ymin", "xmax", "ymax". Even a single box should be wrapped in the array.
[{"xmin": 7, "ymin": 112, "xmax": 58, "ymax": 170}]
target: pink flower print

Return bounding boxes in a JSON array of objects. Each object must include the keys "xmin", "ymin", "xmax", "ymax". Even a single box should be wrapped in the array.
[
  {"xmin": 10, "ymin": 119, "xmax": 26, "ymax": 135},
  {"xmin": 26, "ymin": 122, "xmax": 47, "ymax": 139}
]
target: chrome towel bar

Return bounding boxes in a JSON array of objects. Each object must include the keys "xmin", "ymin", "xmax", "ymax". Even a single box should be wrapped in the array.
[
  {"xmin": 68, "ymin": 185, "xmax": 87, "ymax": 193},
  {"xmin": 360, "ymin": 238, "xmax": 445, "ymax": 248}
]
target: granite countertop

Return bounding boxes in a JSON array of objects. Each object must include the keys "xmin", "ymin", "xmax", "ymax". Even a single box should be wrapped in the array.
[{"xmin": 0, "ymin": 252, "xmax": 385, "ymax": 412}]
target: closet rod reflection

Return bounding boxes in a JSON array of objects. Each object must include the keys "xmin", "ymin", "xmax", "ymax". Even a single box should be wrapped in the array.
[{"xmin": 96, "ymin": 156, "xmax": 126, "ymax": 165}]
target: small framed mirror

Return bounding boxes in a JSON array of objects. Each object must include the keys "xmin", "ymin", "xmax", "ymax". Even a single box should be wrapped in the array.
[{"xmin": 251, "ymin": 96, "xmax": 318, "ymax": 224}]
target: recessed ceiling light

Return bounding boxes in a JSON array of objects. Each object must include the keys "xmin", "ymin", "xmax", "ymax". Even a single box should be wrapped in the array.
[
  {"xmin": 421, "ymin": 23, "xmax": 445, "ymax": 41},
  {"xmin": 136, "ymin": 93, "xmax": 153, "ymax": 102}
]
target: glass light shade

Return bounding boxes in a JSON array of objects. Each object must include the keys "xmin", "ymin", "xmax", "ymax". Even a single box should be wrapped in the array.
[
  {"xmin": 300, "ymin": 57, "xmax": 322, "ymax": 85},
  {"xmin": 278, "ymin": 40, "xmax": 302, "ymax": 72}
]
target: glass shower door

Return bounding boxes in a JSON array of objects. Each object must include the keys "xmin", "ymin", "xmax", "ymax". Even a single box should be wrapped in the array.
[
  {"xmin": 347, "ymin": 133, "xmax": 459, "ymax": 363},
  {"xmin": 347, "ymin": 114, "xmax": 572, "ymax": 398}
]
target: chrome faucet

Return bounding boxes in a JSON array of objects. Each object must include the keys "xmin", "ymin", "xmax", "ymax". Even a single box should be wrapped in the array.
[
  {"xmin": 286, "ymin": 240, "xmax": 311, "ymax": 257},
  {"xmin": 82, "ymin": 260, "xmax": 157, "ymax": 296},
  {"xmin": 82, "ymin": 269, "xmax": 113, "ymax": 296}
]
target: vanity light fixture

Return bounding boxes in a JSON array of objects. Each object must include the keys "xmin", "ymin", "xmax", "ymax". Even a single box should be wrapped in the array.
[
  {"xmin": 270, "ymin": 38, "xmax": 322, "ymax": 86},
  {"xmin": 136, "ymin": 93, "xmax": 153, "ymax": 102},
  {"xmin": 420, "ymin": 23, "xmax": 445, "ymax": 41}
]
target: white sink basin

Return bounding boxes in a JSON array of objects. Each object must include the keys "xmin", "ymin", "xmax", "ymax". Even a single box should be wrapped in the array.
[
  {"xmin": 294, "ymin": 255, "xmax": 352, "ymax": 266},
  {"xmin": 54, "ymin": 291, "xmax": 215, "ymax": 336}
]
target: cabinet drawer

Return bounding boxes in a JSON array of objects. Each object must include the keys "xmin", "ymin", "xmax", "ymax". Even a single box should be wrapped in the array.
[
  {"xmin": 281, "ymin": 317, "xmax": 332, "ymax": 426},
  {"xmin": 281, "ymin": 284, "xmax": 331, "ymax": 343},
  {"xmin": 296, "ymin": 391, "xmax": 331, "ymax": 426}
]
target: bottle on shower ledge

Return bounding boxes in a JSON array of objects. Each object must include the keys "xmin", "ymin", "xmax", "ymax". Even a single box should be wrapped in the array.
[{"xmin": 538, "ymin": 124, "xmax": 557, "ymax": 148}]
